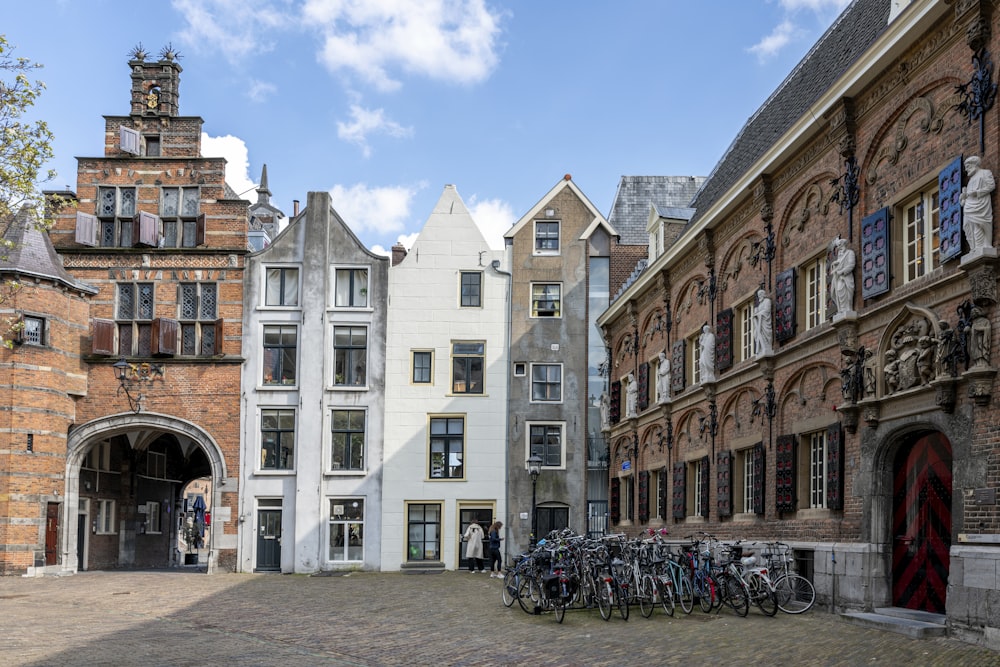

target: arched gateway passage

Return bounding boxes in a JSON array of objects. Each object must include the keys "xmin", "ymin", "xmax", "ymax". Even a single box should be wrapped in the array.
[
  {"xmin": 61, "ymin": 413, "xmax": 228, "ymax": 574},
  {"xmin": 891, "ymin": 430, "xmax": 952, "ymax": 613}
]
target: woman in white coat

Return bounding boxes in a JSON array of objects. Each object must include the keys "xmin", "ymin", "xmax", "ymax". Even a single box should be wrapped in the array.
[{"xmin": 462, "ymin": 520, "xmax": 485, "ymax": 572}]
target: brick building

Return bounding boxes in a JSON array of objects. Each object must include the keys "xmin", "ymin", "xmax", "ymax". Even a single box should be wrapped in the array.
[
  {"xmin": 598, "ymin": 0, "xmax": 1000, "ymax": 647},
  {"xmin": 38, "ymin": 49, "xmax": 249, "ymax": 573}
]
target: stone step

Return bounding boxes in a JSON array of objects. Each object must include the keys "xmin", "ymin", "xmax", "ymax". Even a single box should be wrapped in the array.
[{"xmin": 841, "ymin": 608, "xmax": 947, "ymax": 639}]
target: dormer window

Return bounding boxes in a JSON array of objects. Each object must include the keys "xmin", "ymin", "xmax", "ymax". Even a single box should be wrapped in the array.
[{"xmin": 534, "ymin": 221, "xmax": 560, "ymax": 254}]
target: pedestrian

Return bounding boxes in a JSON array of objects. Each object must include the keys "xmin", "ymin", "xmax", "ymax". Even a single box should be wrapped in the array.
[
  {"xmin": 462, "ymin": 519, "xmax": 485, "ymax": 572},
  {"xmin": 487, "ymin": 521, "xmax": 504, "ymax": 577}
]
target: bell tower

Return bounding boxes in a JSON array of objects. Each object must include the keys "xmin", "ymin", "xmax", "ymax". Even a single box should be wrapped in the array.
[{"xmin": 128, "ymin": 44, "xmax": 182, "ymax": 117}]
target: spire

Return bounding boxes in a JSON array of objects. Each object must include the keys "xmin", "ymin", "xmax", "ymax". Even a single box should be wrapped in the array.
[{"xmin": 256, "ymin": 164, "xmax": 272, "ymax": 205}]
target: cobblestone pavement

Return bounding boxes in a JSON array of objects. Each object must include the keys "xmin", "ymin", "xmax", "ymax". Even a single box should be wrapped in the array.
[{"xmin": 0, "ymin": 570, "xmax": 997, "ymax": 666}]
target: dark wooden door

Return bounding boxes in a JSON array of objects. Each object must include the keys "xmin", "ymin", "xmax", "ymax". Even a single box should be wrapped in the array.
[
  {"xmin": 45, "ymin": 503, "xmax": 59, "ymax": 566},
  {"xmin": 256, "ymin": 509, "xmax": 282, "ymax": 572},
  {"xmin": 892, "ymin": 432, "xmax": 951, "ymax": 613},
  {"xmin": 458, "ymin": 508, "xmax": 493, "ymax": 570}
]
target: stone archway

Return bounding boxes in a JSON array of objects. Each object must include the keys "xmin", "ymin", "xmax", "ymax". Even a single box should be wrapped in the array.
[{"xmin": 61, "ymin": 412, "xmax": 229, "ymax": 574}]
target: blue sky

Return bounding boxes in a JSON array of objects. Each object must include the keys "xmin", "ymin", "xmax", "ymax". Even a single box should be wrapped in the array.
[{"xmin": 8, "ymin": 0, "xmax": 851, "ymax": 254}]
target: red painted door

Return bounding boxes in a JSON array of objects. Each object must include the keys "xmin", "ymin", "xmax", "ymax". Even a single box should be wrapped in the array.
[
  {"xmin": 45, "ymin": 503, "xmax": 59, "ymax": 566},
  {"xmin": 892, "ymin": 432, "xmax": 951, "ymax": 613}
]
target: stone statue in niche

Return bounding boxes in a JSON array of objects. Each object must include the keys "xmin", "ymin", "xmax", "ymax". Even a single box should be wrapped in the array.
[
  {"xmin": 599, "ymin": 391, "xmax": 610, "ymax": 430},
  {"xmin": 752, "ymin": 289, "xmax": 774, "ymax": 357},
  {"xmin": 884, "ymin": 349, "xmax": 900, "ymax": 394},
  {"xmin": 917, "ymin": 335, "xmax": 936, "ymax": 385},
  {"xmin": 656, "ymin": 350, "xmax": 671, "ymax": 404},
  {"xmin": 699, "ymin": 325, "xmax": 716, "ymax": 383},
  {"xmin": 828, "ymin": 236, "xmax": 856, "ymax": 316},
  {"xmin": 863, "ymin": 348, "xmax": 877, "ymax": 397},
  {"xmin": 961, "ymin": 156, "xmax": 996, "ymax": 254},
  {"xmin": 936, "ymin": 320, "xmax": 958, "ymax": 378},
  {"xmin": 970, "ymin": 306, "xmax": 992, "ymax": 368},
  {"xmin": 625, "ymin": 373, "xmax": 638, "ymax": 418}
]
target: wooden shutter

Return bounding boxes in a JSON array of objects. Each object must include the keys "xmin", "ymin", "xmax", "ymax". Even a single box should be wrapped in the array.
[
  {"xmin": 659, "ymin": 469, "xmax": 669, "ymax": 520},
  {"xmin": 134, "ymin": 211, "xmax": 160, "ymax": 247},
  {"xmin": 775, "ymin": 434, "xmax": 797, "ymax": 514},
  {"xmin": 151, "ymin": 318, "xmax": 178, "ymax": 356},
  {"xmin": 209, "ymin": 318, "xmax": 224, "ymax": 355},
  {"xmin": 716, "ymin": 308, "xmax": 733, "ymax": 371},
  {"xmin": 637, "ymin": 361, "xmax": 649, "ymax": 412},
  {"xmin": 716, "ymin": 450, "xmax": 733, "ymax": 518},
  {"xmin": 938, "ymin": 156, "xmax": 964, "ymax": 263},
  {"xmin": 638, "ymin": 470, "xmax": 650, "ymax": 523},
  {"xmin": 671, "ymin": 461, "xmax": 686, "ymax": 519},
  {"xmin": 774, "ymin": 268, "xmax": 796, "ymax": 342},
  {"xmin": 610, "ymin": 380, "xmax": 621, "ymax": 425},
  {"xmin": 610, "ymin": 477, "xmax": 621, "ymax": 525},
  {"xmin": 699, "ymin": 455, "xmax": 711, "ymax": 518},
  {"xmin": 860, "ymin": 207, "xmax": 890, "ymax": 299},
  {"xmin": 195, "ymin": 212, "xmax": 207, "ymax": 246},
  {"xmin": 91, "ymin": 318, "xmax": 117, "ymax": 356},
  {"xmin": 826, "ymin": 422, "xmax": 845, "ymax": 511},
  {"xmin": 670, "ymin": 339, "xmax": 686, "ymax": 393},
  {"xmin": 752, "ymin": 443, "xmax": 766, "ymax": 515},
  {"xmin": 75, "ymin": 211, "xmax": 98, "ymax": 246},
  {"xmin": 119, "ymin": 125, "xmax": 140, "ymax": 155}
]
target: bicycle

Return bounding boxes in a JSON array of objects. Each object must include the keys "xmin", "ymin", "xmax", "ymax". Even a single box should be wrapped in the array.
[
  {"xmin": 595, "ymin": 535, "xmax": 630, "ymax": 621},
  {"xmin": 763, "ymin": 541, "xmax": 816, "ymax": 614},
  {"xmin": 684, "ymin": 534, "xmax": 718, "ymax": 613},
  {"xmin": 731, "ymin": 542, "xmax": 778, "ymax": 617}
]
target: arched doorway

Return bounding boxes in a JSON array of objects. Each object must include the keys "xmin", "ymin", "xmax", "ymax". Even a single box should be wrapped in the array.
[
  {"xmin": 891, "ymin": 430, "xmax": 952, "ymax": 613},
  {"xmin": 62, "ymin": 413, "xmax": 228, "ymax": 573}
]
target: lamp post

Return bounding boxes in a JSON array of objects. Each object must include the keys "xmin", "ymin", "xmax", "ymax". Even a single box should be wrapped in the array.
[
  {"xmin": 112, "ymin": 356, "xmax": 164, "ymax": 413},
  {"xmin": 528, "ymin": 454, "xmax": 542, "ymax": 549}
]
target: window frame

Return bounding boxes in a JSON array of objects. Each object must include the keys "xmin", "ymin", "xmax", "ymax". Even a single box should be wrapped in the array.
[
  {"xmin": 333, "ymin": 325, "xmax": 368, "ymax": 388},
  {"xmin": 146, "ymin": 501, "xmax": 162, "ymax": 534},
  {"xmin": 530, "ymin": 283, "xmax": 562, "ymax": 318},
  {"xmin": 687, "ymin": 459, "xmax": 704, "ymax": 518},
  {"xmin": 526, "ymin": 421, "xmax": 566, "ymax": 469},
  {"xmin": 159, "ymin": 186, "xmax": 202, "ymax": 248},
  {"xmin": 802, "ymin": 255, "xmax": 827, "ymax": 332},
  {"xmin": 96, "ymin": 499, "xmax": 116, "ymax": 534},
  {"xmin": 459, "ymin": 271, "xmax": 482, "ymax": 308},
  {"xmin": 412, "ymin": 350, "xmax": 433, "ymax": 384},
  {"xmin": 529, "ymin": 363, "xmax": 563, "ymax": 403},
  {"xmin": 262, "ymin": 324, "xmax": 298, "ymax": 387},
  {"xmin": 96, "ymin": 186, "xmax": 137, "ymax": 247},
  {"xmin": 406, "ymin": 502, "xmax": 442, "ymax": 562},
  {"xmin": 739, "ymin": 300, "xmax": 755, "ymax": 363},
  {"xmin": 259, "ymin": 408, "xmax": 296, "ymax": 472},
  {"xmin": 900, "ymin": 188, "xmax": 940, "ymax": 284},
  {"xmin": 116, "ymin": 282, "xmax": 155, "ymax": 356},
  {"xmin": 534, "ymin": 220, "xmax": 560, "ymax": 255},
  {"xmin": 264, "ymin": 266, "xmax": 300, "ymax": 307},
  {"xmin": 451, "ymin": 341, "xmax": 485, "ymax": 394},
  {"xmin": 334, "ymin": 267, "xmax": 370, "ymax": 309},
  {"xmin": 331, "ymin": 408, "xmax": 366, "ymax": 472},
  {"xmin": 328, "ymin": 498, "xmax": 365, "ymax": 562},
  {"xmin": 801, "ymin": 430, "xmax": 827, "ymax": 510},
  {"xmin": 178, "ymin": 282, "xmax": 219, "ymax": 356},
  {"xmin": 429, "ymin": 416, "xmax": 465, "ymax": 480},
  {"xmin": 689, "ymin": 332, "xmax": 702, "ymax": 386},
  {"xmin": 20, "ymin": 314, "xmax": 45, "ymax": 346}
]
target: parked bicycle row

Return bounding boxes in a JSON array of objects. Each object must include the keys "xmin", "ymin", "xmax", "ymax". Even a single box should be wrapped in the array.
[{"xmin": 500, "ymin": 529, "xmax": 816, "ymax": 624}]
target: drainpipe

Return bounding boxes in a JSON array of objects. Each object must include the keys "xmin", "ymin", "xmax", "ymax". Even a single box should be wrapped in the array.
[
  {"xmin": 831, "ymin": 546, "xmax": 837, "ymax": 614},
  {"xmin": 490, "ymin": 257, "xmax": 512, "ymax": 557}
]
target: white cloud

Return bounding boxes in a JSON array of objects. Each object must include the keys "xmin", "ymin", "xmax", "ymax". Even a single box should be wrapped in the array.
[
  {"xmin": 468, "ymin": 196, "xmax": 514, "ymax": 250},
  {"xmin": 337, "ymin": 105, "xmax": 413, "ymax": 157},
  {"xmin": 303, "ymin": 0, "xmax": 504, "ymax": 92},
  {"xmin": 172, "ymin": 0, "xmax": 294, "ymax": 63},
  {"xmin": 327, "ymin": 182, "xmax": 421, "ymax": 237},
  {"xmin": 371, "ymin": 231, "xmax": 420, "ymax": 256},
  {"xmin": 748, "ymin": 20, "xmax": 796, "ymax": 62},
  {"xmin": 248, "ymin": 79, "xmax": 278, "ymax": 103},
  {"xmin": 201, "ymin": 133, "xmax": 257, "ymax": 200}
]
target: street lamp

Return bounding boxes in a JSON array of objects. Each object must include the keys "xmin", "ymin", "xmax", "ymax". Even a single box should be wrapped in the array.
[
  {"xmin": 112, "ymin": 356, "xmax": 164, "ymax": 413},
  {"xmin": 528, "ymin": 454, "xmax": 543, "ymax": 549}
]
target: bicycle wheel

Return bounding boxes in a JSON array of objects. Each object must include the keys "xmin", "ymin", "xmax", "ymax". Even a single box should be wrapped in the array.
[
  {"xmin": 580, "ymin": 572, "xmax": 598, "ymax": 609},
  {"xmin": 656, "ymin": 576, "xmax": 676, "ymax": 616},
  {"xmin": 516, "ymin": 576, "xmax": 538, "ymax": 614},
  {"xmin": 638, "ymin": 574, "xmax": 655, "ymax": 618},
  {"xmin": 676, "ymin": 572, "xmax": 694, "ymax": 614},
  {"xmin": 721, "ymin": 574, "xmax": 749, "ymax": 617},
  {"xmin": 554, "ymin": 600, "xmax": 566, "ymax": 623},
  {"xmin": 747, "ymin": 573, "xmax": 778, "ymax": 616},
  {"xmin": 696, "ymin": 574, "xmax": 713, "ymax": 613},
  {"xmin": 617, "ymin": 582, "xmax": 630, "ymax": 620},
  {"xmin": 774, "ymin": 573, "xmax": 816, "ymax": 614},
  {"xmin": 597, "ymin": 579, "xmax": 612, "ymax": 621},
  {"xmin": 501, "ymin": 571, "xmax": 517, "ymax": 607}
]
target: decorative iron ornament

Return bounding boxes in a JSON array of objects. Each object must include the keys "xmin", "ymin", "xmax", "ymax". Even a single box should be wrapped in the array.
[
  {"xmin": 830, "ymin": 155, "xmax": 861, "ymax": 241},
  {"xmin": 956, "ymin": 48, "xmax": 998, "ymax": 152}
]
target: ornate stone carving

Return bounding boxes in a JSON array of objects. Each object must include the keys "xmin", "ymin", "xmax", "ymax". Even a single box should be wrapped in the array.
[
  {"xmin": 882, "ymin": 310, "xmax": 936, "ymax": 395},
  {"xmin": 964, "ymin": 259, "xmax": 999, "ymax": 306}
]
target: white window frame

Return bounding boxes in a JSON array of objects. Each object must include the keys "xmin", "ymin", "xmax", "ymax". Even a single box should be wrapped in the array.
[
  {"xmin": 534, "ymin": 220, "xmax": 560, "ymax": 255},
  {"xmin": 740, "ymin": 448, "xmax": 755, "ymax": 514},
  {"xmin": 96, "ymin": 499, "xmax": 116, "ymax": 534},
  {"xmin": 262, "ymin": 324, "xmax": 298, "ymax": 387},
  {"xmin": 529, "ymin": 363, "xmax": 563, "ymax": 403},
  {"xmin": 264, "ymin": 266, "xmax": 300, "ymax": 307},
  {"xmin": 146, "ymin": 501, "xmax": 161, "ymax": 534},
  {"xmin": 259, "ymin": 407, "xmax": 296, "ymax": 473},
  {"xmin": 739, "ymin": 301, "xmax": 754, "ymax": 362},
  {"xmin": 530, "ymin": 283, "xmax": 562, "ymax": 318},
  {"xmin": 328, "ymin": 498, "xmax": 365, "ymax": 563},
  {"xmin": 334, "ymin": 267, "xmax": 370, "ymax": 309},
  {"xmin": 688, "ymin": 459, "xmax": 703, "ymax": 518},
  {"xmin": 526, "ymin": 421, "xmax": 567, "ymax": 469},
  {"xmin": 804, "ymin": 256, "xmax": 826, "ymax": 331},
  {"xmin": 333, "ymin": 325, "xmax": 368, "ymax": 388},
  {"xmin": 902, "ymin": 189, "xmax": 940, "ymax": 283},
  {"xmin": 690, "ymin": 332, "xmax": 701, "ymax": 386},
  {"xmin": 330, "ymin": 408, "xmax": 367, "ymax": 472},
  {"xmin": 807, "ymin": 431, "xmax": 827, "ymax": 509}
]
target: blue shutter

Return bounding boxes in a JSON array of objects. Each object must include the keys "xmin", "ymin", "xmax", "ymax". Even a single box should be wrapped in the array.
[
  {"xmin": 716, "ymin": 308, "xmax": 734, "ymax": 371},
  {"xmin": 670, "ymin": 339, "xmax": 686, "ymax": 393},
  {"xmin": 861, "ymin": 207, "xmax": 890, "ymax": 299},
  {"xmin": 671, "ymin": 461, "xmax": 686, "ymax": 519},
  {"xmin": 774, "ymin": 268, "xmax": 796, "ymax": 342},
  {"xmin": 826, "ymin": 422, "xmax": 845, "ymax": 511},
  {"xmin": 938, "ymin": 156, "xmax": 964, "ymax": 263},
  {"xmin": 699, "ymin": 456, "xmax": 711, "ymax": 518},
  {"xmin": 775, "ymin": 434, "xmax": 797, "ymax": 514},
  {"xmin": 716, "ymin": 450, "xmax": 733, "ymax": 517},
  {"xmin": 752, "ymin": 443, "xmax": 766, "ymax": 515},
  {"xmin": 637, "ymin": 361, "xmax": 649, "ymax": 412},
  {"xmin": 610, "ymin": 380, "xmax": 621, "ymax": 425}
]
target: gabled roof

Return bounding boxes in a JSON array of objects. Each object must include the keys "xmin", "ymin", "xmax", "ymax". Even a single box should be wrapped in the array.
[
  {"xmin": 607, "ymin": 176, "xmax": 705, "ymax": 245},
  {"xmin": 0, "ymin": 208, "xmax": 97, "ymax": 294},
  {"xmin": 506, "ymin": 175, "xmax": 617, "ymax": 241}
]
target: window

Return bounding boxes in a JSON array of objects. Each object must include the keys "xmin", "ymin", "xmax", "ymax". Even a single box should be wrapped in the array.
[
  {"xmin": 460, "ymin": 272, "xmax": 482, "ymax": 307},
  {"xmin": 902, "ymin": 190, "xmax": 940, "ymax": 283},
  {"xmin": 803, "ymin": 256, "xmax": 826, "ymax": 331},
  {"xmin": 529, "ymin": 423, "xmax": 564, "ymax": 467},
  {"xmin": 160, "ymin": 187, "xmax": 202, "ymax": 248},
  {"xmin": 260, "ymin": 408, "xmax": 295, "ymax": 470},
  {"xmin": 146, "ymin": 501, "xmax": 161, "ymax": 533},
  {"xmin": 21, "ymin": 315, "xmax": 44, "ymax": 346},
  {"xmin": 265, "ymin": 268, "xmax": 299, "ymax": 306},
  {"xmin": 335, "ymin": 268, "xmax": 369, "ymax": 308},
  {"xmin": 451, "ymin": 342, "xmax": 484, "ymax": 394},
  {"xmin": 334, "ymin": 326, "xmax": 367, "ymax": 386},
  {"xmin": 262, "ymin": 325, "xmax": 297, "ymax": 385},
  {"xmin": 688, "ymin": 459, "xmax": 704, "ymax": 517},
  {"xmin": 331, "ymin": 410, "xmax": 365, "ymax": 471},
  {"xmin": 97, "ymin": 186, "xmax": 136, "ymax": 247},
  {"xmin": 96, "ymin": 499, "xmax": 116, "ymax": 534},
  {"xmin": 144, "ymin": 135, "xmax": 160, "ymax": 157},
  {"xmin": 117, "ymin": 282, "xmax": 154, "ymax": 356},
  {"xmin": 536, "ymin": 506, "xmax": 570, "ymax": 536},
  {"xmin": 690, "ymin": 332, "xmax": 702, "ymax": 386},
  {"xmin": 535, "ymin": 221, "xmax": 560, "ymax": 253},
  {"xmin": 739, "ymin": 301, "xmax": 754, "ymax": 362},
  {"xmin": 622, "ymin": 476, "xmax": 634, "ymax": 522},
  {"xmin": 179, "ymin": 282, "xmax": 219, "ymax": 355},
  {"xmin": 429, "ymin": 417, "xmax": 464, "ymax": 479},
  {"xmin": 803, "ymin": 431, "xmax": 827, "ymax": 509},
  {"xmin": 412, "ymin": 350, "xmax": 432, "ymax": 384},
  {"xmin": 85, "ymin": 442, "xmax": 111, "ymax": 471},
  {"xmin": 406, "ymin": 503, "xmax": 441, "ymax": 561},
  {"xmin": 513, "ymin": 362, "xmax": 526, "ymax": 377},
  {"xmin": 146, "ymin": 449, "xmax": 166, "ymax": 479},
  {"xmin": 530, "ymin": 364, "xmax": 562, "ymax": 402},
  {"xmin": 329, "ymin": 499, "xmax": 365, "ymax": 561},
  {"xmin": 531, "ymin": 284, "xmax": 561, "ymax": 317}
]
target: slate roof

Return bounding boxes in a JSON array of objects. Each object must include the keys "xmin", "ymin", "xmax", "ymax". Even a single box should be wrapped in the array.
[
  {"xmin": 0, "ymin": 208, "xmax": 97, "ymax": 294},
  {"xmin": 607, "ymin": 175, "xmax": 706, "ymax": 245},
  {"xmin": 689, "ymin": 0, "xmax": 890, "ymax": 224}
]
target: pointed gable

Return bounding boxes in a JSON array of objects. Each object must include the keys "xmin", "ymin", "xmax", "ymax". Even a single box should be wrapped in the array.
[{"xmin": 505, "ymin": 175, "xmax": 617, "ymax": 242}]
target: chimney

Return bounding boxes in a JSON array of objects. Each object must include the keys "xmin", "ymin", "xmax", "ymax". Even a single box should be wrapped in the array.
[
  {"xmin": 391, "ymin": 243, "xmax": 408, "ymax": 266},
  {"xmin": 293, "ymin": 200, "xmax": 300, "ymax": 216}
]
